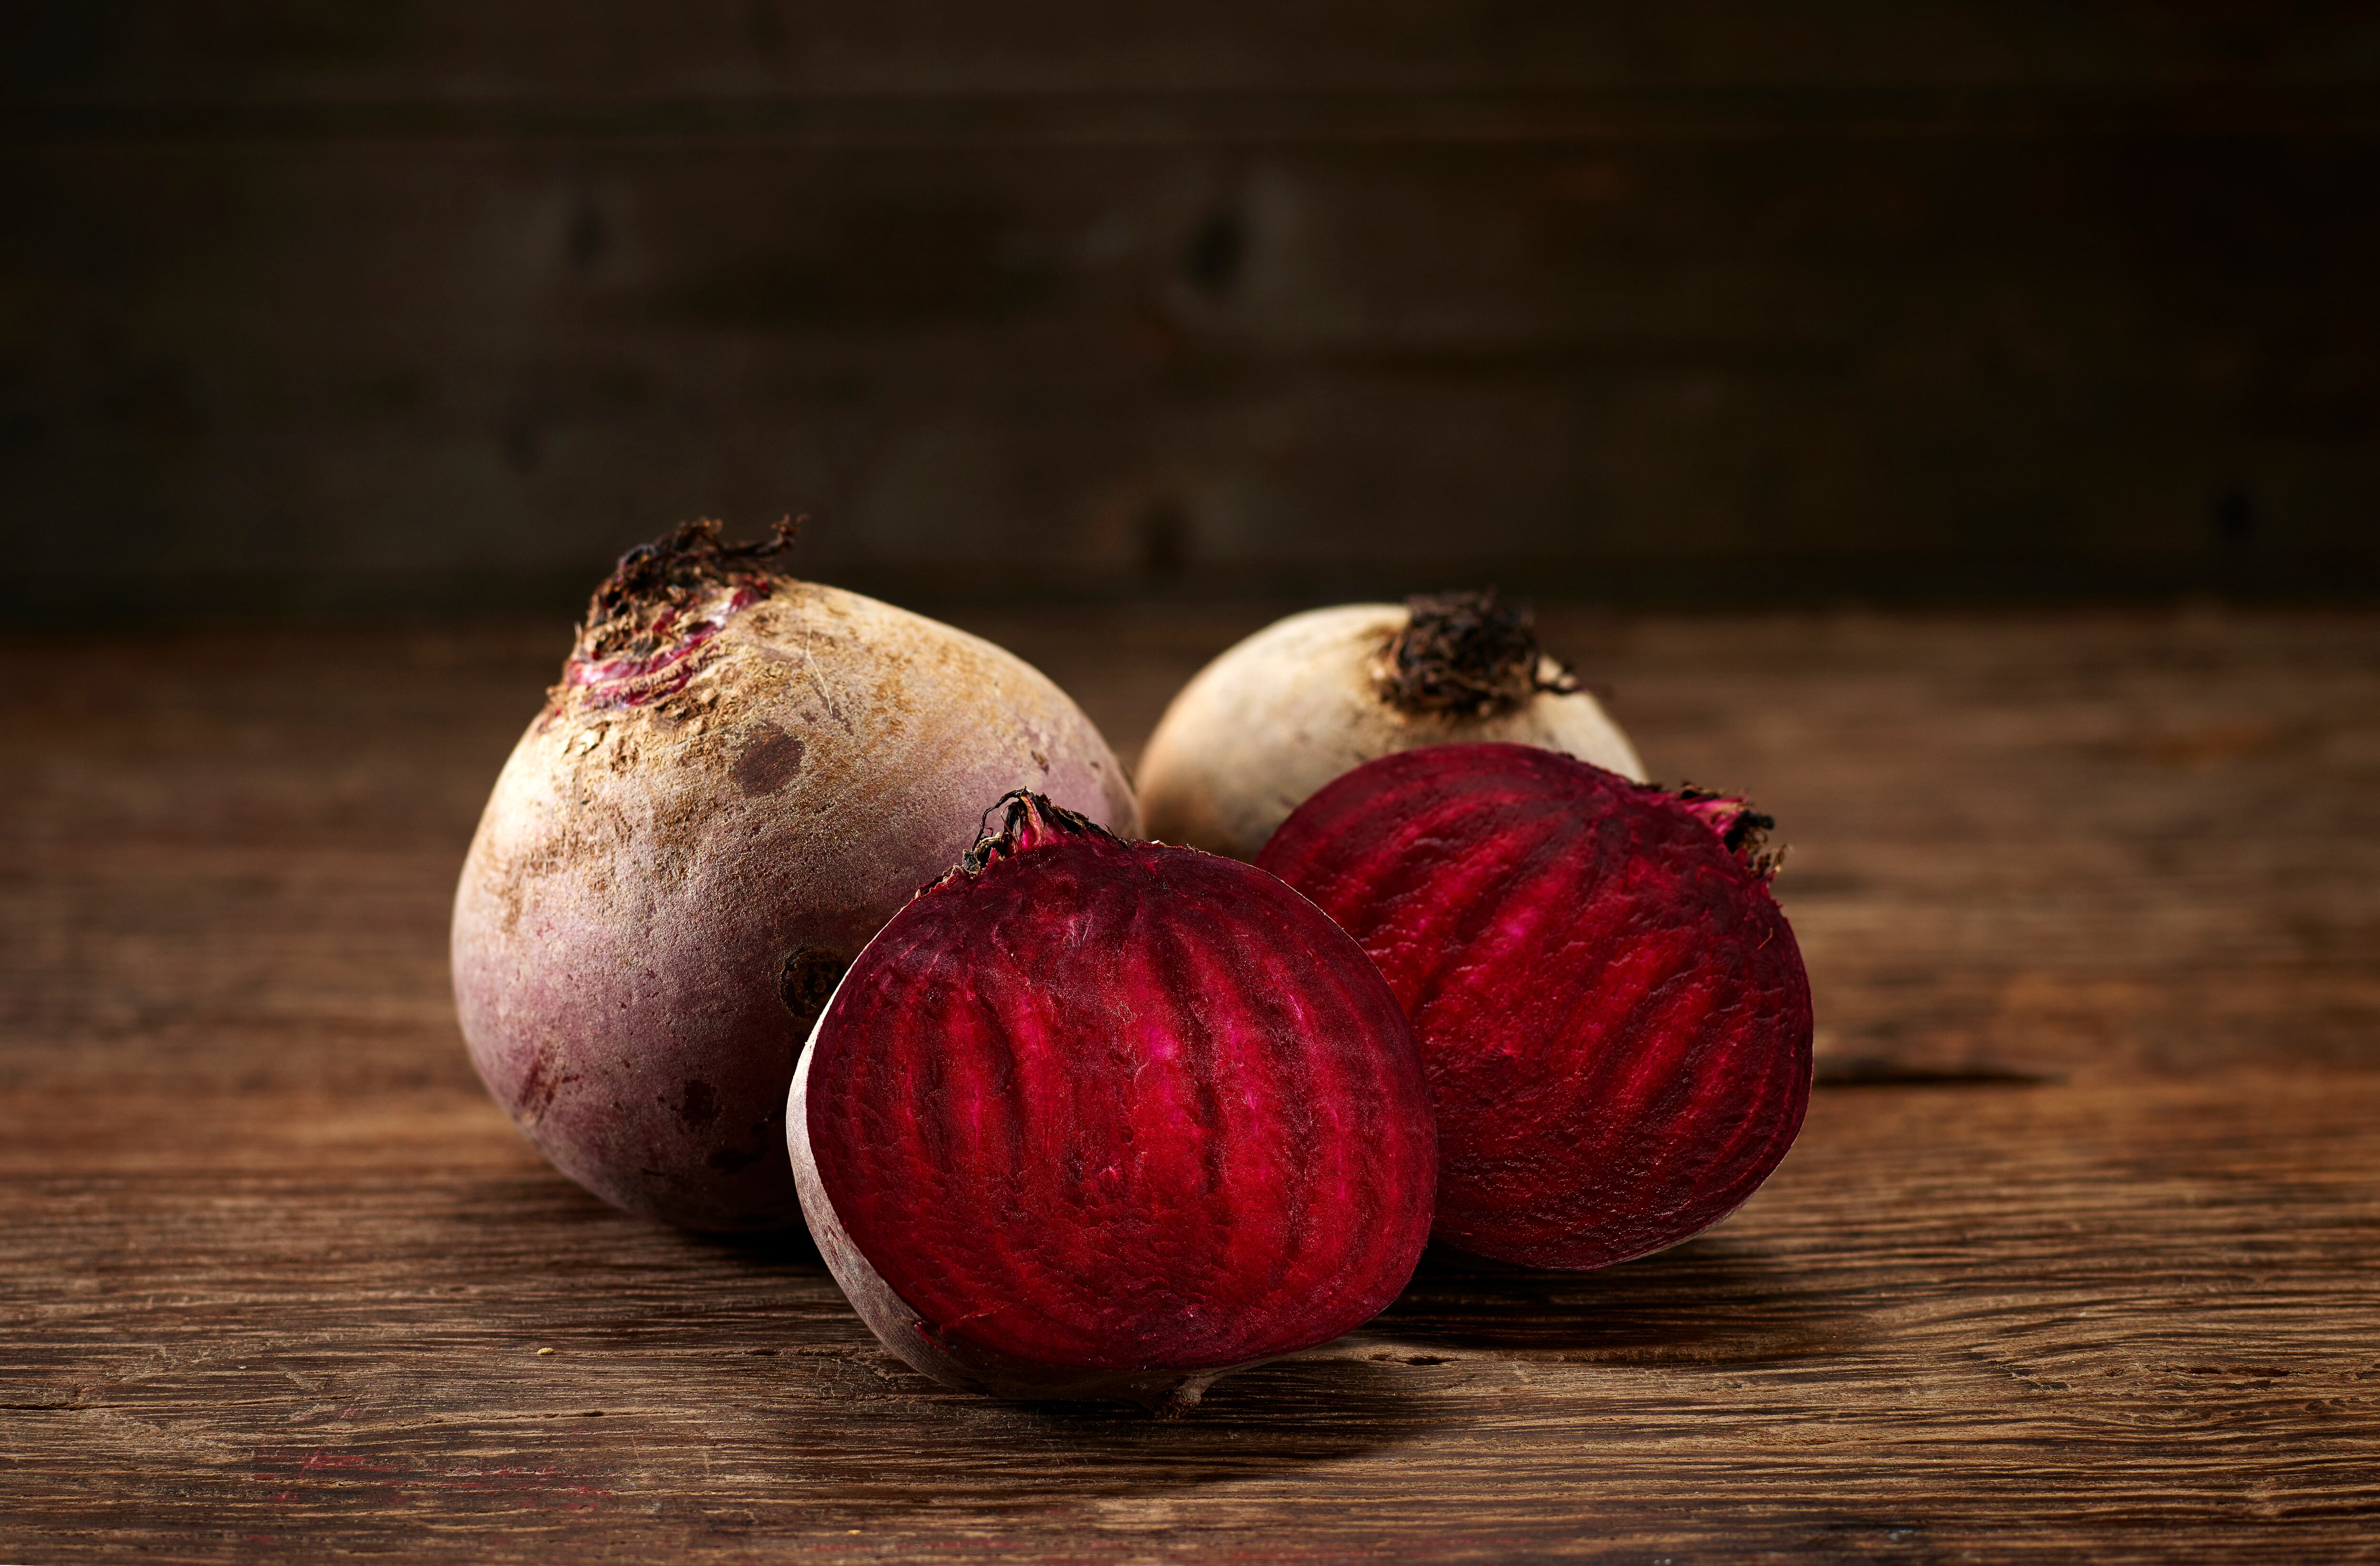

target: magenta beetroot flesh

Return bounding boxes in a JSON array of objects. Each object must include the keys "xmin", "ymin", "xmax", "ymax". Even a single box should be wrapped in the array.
[
  {"xmin": 791, "ymin": 793, "xmax": 1437, "ymax": 1411},
  {"xmin": 1258, "ymin": 743, "xmax": 1812, "ymax": 1272}
]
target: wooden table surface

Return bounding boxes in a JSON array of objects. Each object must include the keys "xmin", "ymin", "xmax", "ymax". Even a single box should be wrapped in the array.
[{"xmin": 4, "ymin": 605, "xmax": 2377, "ymax": 1563}]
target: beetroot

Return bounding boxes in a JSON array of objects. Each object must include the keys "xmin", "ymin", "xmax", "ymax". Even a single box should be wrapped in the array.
[
  {"xmin": 453, "ymin": 523, "xmax": 1137, "ymax": 1232},
  {"xmin": 1257, "ymin": 744, "xmax": 1811, "ymax": 1271},
  {"xmin": 791, "ymin": 793, "xmax": 1437, "ymax": 1412},
  {"xmin": 1139, "ymin": 591, "xmax": 1644, "ymax": 860}
]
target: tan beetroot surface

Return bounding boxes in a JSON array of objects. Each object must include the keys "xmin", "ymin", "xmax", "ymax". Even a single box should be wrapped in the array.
[
  {"xmin": 791, "ymin": 793, "xmax": 1436, "ymax": 1412},
  {"xmin": 1258, "ymin": 743, "xmax": 1810, "ymax": 1271},
  {"xmin": 1137, "ymin": 595, "xmax": 1644, "ymax": 862},
  {"xmin": 452, "ymin": 527, "xmax": 1137, "ymax": 1232}
]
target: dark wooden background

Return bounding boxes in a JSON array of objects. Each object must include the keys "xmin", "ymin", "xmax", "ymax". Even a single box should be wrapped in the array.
[
  {"xmin": 7, "ymin": 2, "xmax": 2380, "ymax": 619},
  {"xmin": 4, "ymin": 605, "xmax": 2378, "ymax": 1560}
]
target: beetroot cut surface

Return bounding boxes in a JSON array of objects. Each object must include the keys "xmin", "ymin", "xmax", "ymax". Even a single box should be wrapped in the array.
[
  {"xmin": 1257, "ymin": 743, "xmax": 1812, "ymax": 1272},
  {"xmin": 791, "ymin": 792, "xmax": 1437, "ymax": 1412}
]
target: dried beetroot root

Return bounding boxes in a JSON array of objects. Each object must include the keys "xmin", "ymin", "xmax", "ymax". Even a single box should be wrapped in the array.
[
  {"xmin": 791, "ymin": 793, "xmax": 1437, "ymax": 1412},
  {"xmin": 453, "ymin": 523, "xmax": 1137, "ymax": 1232},
  {"xmin": 1257, "ymin": 743, "xmax": 1811, "ymax": 1271}
]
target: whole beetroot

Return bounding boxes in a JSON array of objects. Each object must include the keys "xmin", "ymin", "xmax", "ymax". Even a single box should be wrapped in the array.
[
  {"xmin": 1138, "ymin": 591, "xmax": 1644, "ymax": 861},
  {"xmin": 452, "ymin": 522, "xmax": 1138, "ymax": 1231}
]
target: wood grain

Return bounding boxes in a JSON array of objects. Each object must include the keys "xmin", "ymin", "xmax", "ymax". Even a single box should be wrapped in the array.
[{"xmin": 3, "ymin": 607, "xmax": 2378, "ymax": 1561}]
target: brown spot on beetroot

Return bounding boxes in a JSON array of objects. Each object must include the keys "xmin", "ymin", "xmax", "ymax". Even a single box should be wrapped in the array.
[
  {"xmin": 675, "ymin": 1079, "xmax": 721, "ymax": 1129},
  {"xmin": 515, "ymin": 1036, "xmax": 569, "ymax": 1124},
  {"xmin": 732, "ymin": 726, "xmax": 806, "ymax": 795},
  {"xmin": 777, "ymin": 946, "xmax": 850, "ymax": 1033},
  {"xmin": 707, "ymin": 1146, "xmax": 764, "ymax": 1173}
]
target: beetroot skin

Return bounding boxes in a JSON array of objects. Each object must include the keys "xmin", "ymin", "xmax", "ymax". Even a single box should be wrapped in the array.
[
  {"xmin": 453, "ymin": 525, "xmax": 1137, "ymax": 1232},
  {"xmin": 791, "ymin": 793, "xmax": 1437, "ymax": 1412},
  {"xmin": 1257, "ymin": 743, "xmax": 1812, "ymax": 1271}
]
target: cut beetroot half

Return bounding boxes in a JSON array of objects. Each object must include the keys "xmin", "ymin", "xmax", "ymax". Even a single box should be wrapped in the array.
[
  {"xmin": 1258, "ymin": 743, "xmax": 1812, "ymax": 1271},
  {"xmin": 791, "ymin": 793, "xmax": 1437, "ymax": 1413}
]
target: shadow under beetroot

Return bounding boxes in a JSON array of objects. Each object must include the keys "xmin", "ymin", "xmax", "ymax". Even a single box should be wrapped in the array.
[
  {"xmin": 477, "ymin": 1182, "xmax": 1441, "ymax": 1492},
  {"xmin": 1368, "ymin": 1235, "xmax": 1847, "ymax": 1364},
  {"xmin": 787, "ymin": 1353, "xmax": 1443, "ymax": 1509},
  {"xmin": 687, "ymin": 1218, "xmax": 824, "ymax": 1270},
  {"xmin": 693, "ymin": 1220, "xmax": 1440, "ymax": 1492}
]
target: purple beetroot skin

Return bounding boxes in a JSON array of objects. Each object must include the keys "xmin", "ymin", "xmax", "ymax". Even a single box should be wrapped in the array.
[
  {"xmin": 1258, "ymin": 743, "xmax": 1812, "ymax": 1271},
  {"xmin": 452, "ymin": 524, "xmax": 1137, "ymax": 1232},
  {"xmin": 792, "ymin": 792, "xmax": 1438, "ymax": 1413}
]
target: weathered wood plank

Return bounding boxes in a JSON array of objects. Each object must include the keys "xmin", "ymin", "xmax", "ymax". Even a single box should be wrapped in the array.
[
  {"xmin": 3, "ymin": 1082, "xmax": 2375, "ymax": 1561},
  {"xmin": 7, "ymin": 5, "xmax": 2379, "ymax": 611},
  {"xmin": 15, "ymin": 1, "xmax": 2380, "ymax": 101}
]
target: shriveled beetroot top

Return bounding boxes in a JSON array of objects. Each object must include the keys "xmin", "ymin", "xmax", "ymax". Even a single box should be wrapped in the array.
[
  {"xmin": 804, "ymin": 795, "xmax": 1436, "ymax": 1373},
  {"xmin": 1259, "ymin": 744, "xmax": 1811, "ymax": 1270},
  {"xmin": 557, "ymin": 518, "xmax": 795, "ymax": 712}
]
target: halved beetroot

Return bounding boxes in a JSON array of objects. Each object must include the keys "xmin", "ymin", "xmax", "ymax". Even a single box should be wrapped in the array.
[
  {"xmin": 791, "ymin": 793, "xmax": 1437, "ymax": 1412},
  {"xmin": 1257, "ymin": 743, "xmax": 1812, "ymax": 1271}
]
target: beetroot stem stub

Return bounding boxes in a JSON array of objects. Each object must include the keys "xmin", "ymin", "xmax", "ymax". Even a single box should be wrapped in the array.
[
  {"xmin": 791, "ymin": 791, "xmax": 1437, "ymax": 1411},
  {"xmin": 959, "ymin": 788, "xmax": 1119, "ymax": 874}
]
